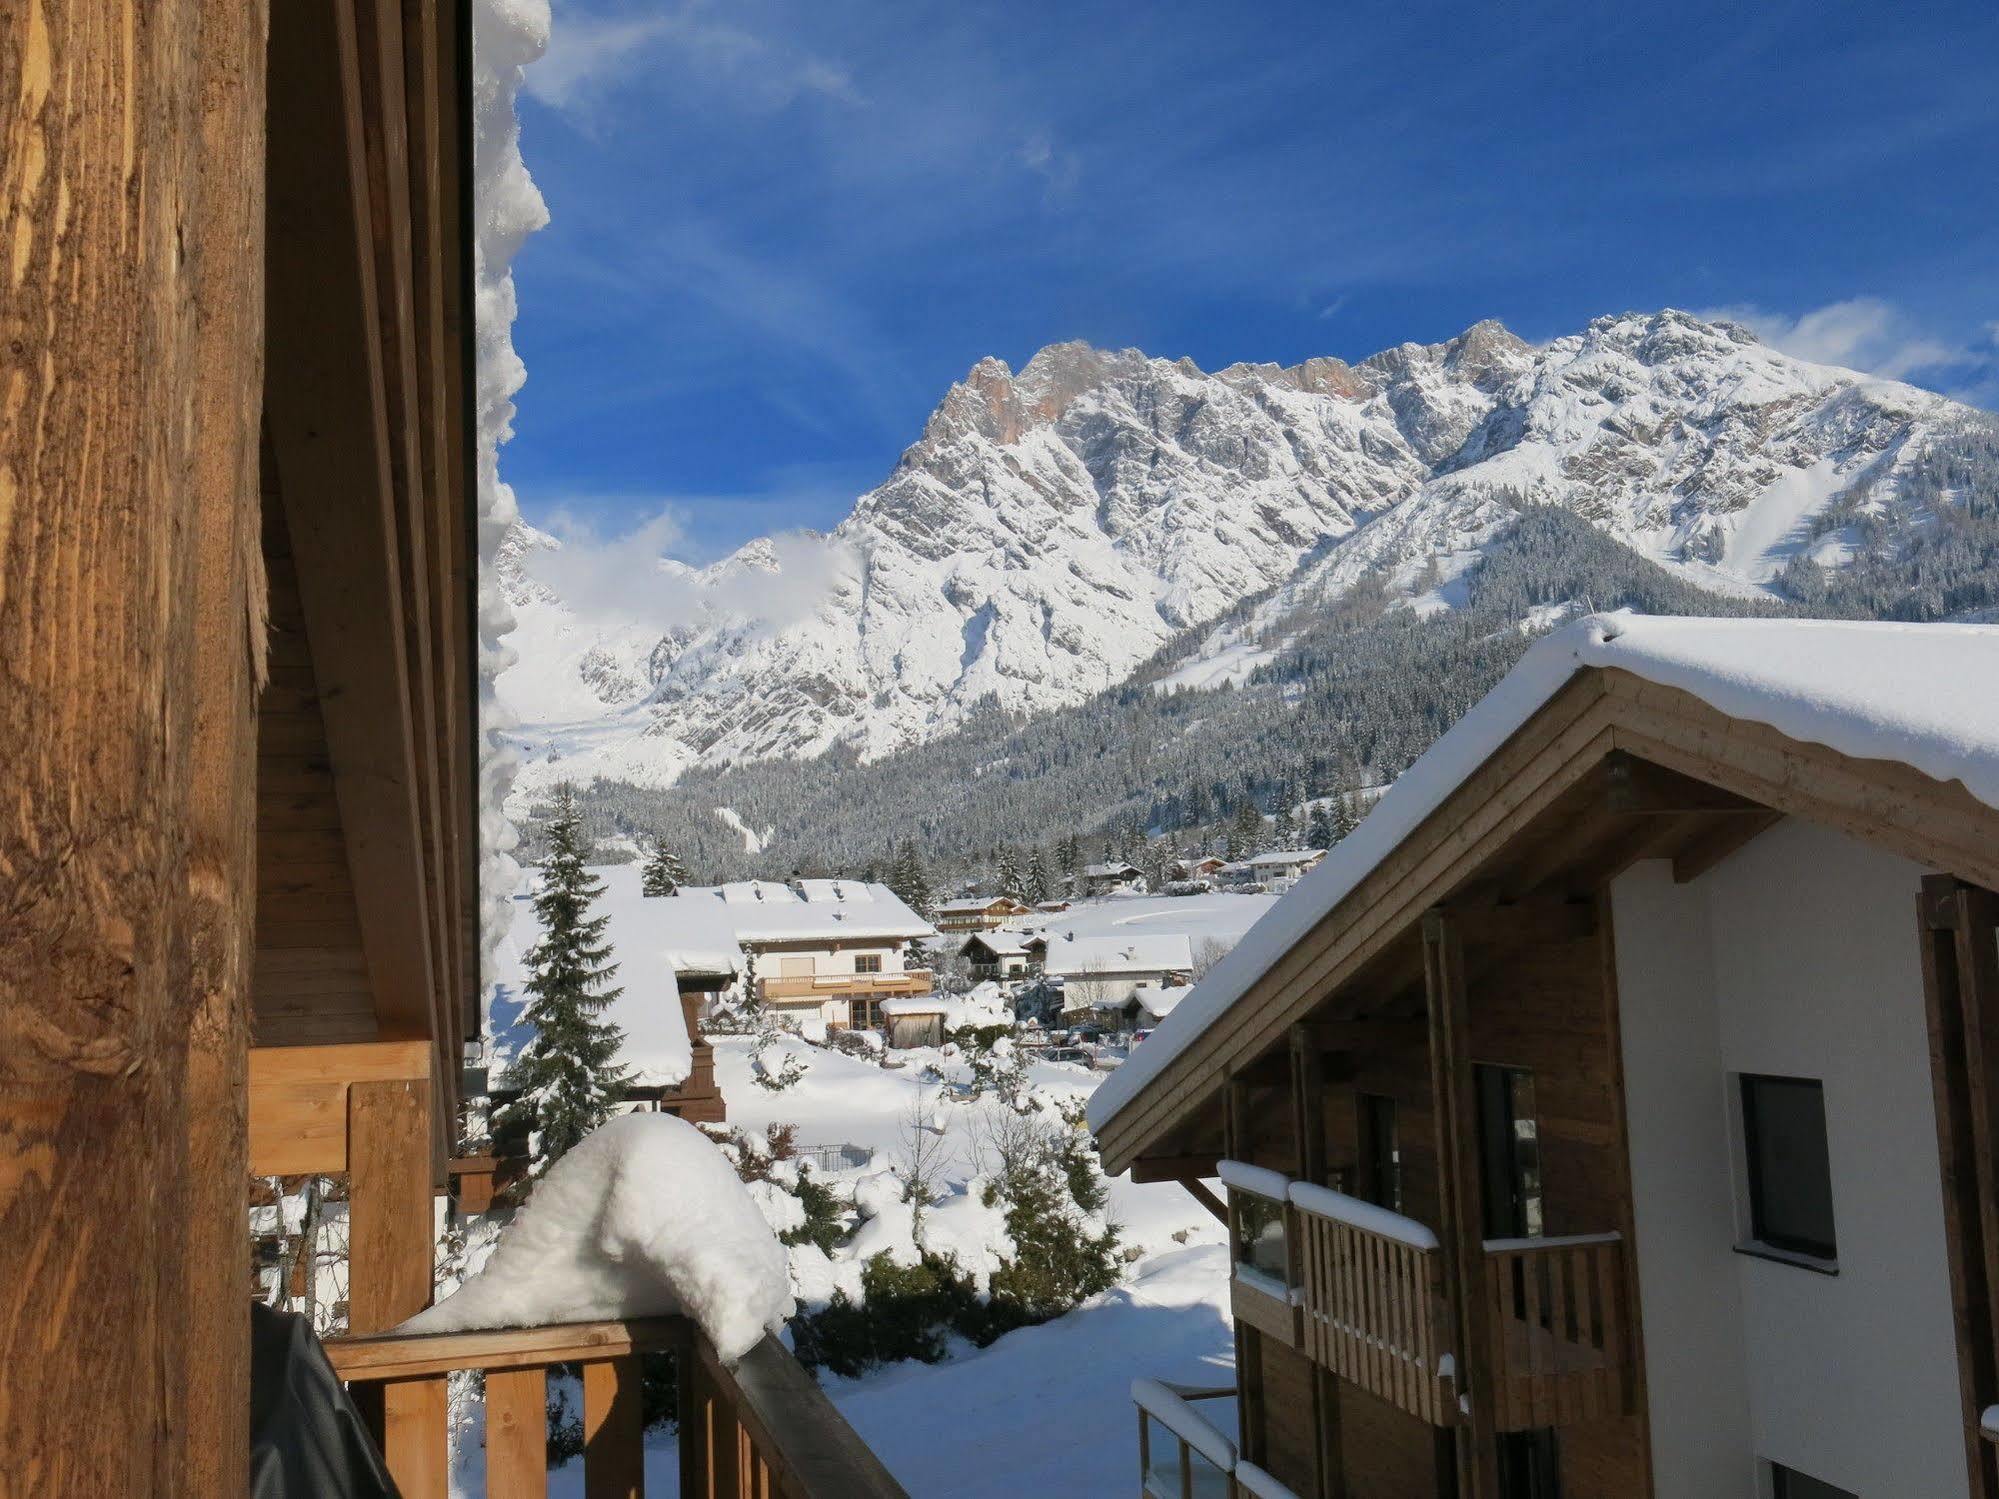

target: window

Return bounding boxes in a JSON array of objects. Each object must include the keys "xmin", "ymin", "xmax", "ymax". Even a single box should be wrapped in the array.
[
  {"xmin": 855, "ymin": 953, "xmax": 883, "ymax": 974},
  {"xmin": 1474, "ymin": 1064, "xmax": 1543, "ymax": 1240},
  {"xmin": 1770, "ymin": 1461, "xmax": 1857, "ymax": 1499},
  {"xmin": 1498, "ymin": 1429, "xmax": 1561, "ymax": 1499},
  {"xmin": 1740, "ymin": 1074, "xmax": 1837, "ymax": 1263},
  {"xmin": 1357, "ymin": 1093, "xmax": 1403, "ymax": 1213}
]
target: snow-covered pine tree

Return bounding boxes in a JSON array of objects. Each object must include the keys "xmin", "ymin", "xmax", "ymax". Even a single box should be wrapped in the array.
[
  {"xmin": 890, "ymin": 838, "xmax": 933, "ymax": 919},
  {"xmin": 496, "ymin": 784, "xmax": 628, "ymax": 1193},
  {"xmin": 1025, "ymin": 848, "xmax": 1052, "ymax": 905},
  {"xmin": 1273, "ymin": 804, "xmax": 1298, "ymax": 850},
  {"xmin": 1056, "ymin": 835, "xmax": 1079, "ymax": 881},
  {"xmin": 1226, "ymin": 799, "xmax": 1261, "ymax": 860},
  {"xmin": 997, "ymin": 845, "xmax": 1029, "ymax": 903},
  {"xmin": 1308, "ymin": 803, "xmax": 1336, "ymax": 850},
  {"xmin": 640, "ymin": 838, "xmax": 689, "ymax": 896}
]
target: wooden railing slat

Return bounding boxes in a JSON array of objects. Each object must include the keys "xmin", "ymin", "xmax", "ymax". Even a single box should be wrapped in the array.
[
  {"xmin": 486, "ymin": 1367, "xmax": 548, "ymax": 1499},
  {"xmin": 583, "ymin": 1356, "xmax": 644, "ymax": 1499},
  {"xmin": 383, "ymin": 1376, "xmax": 450, "ymax": 1499}
]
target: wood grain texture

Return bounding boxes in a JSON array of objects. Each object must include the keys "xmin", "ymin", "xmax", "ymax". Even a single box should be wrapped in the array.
[
  {"xmin": 486, "ymin": 1367, "xmax": 550, "ymax": 1499},
  {"xmin": 0, "ymin": 1, "xmax": 266, "ymax": 1493}
]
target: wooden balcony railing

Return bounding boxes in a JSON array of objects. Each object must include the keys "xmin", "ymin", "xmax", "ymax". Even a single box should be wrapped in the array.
[
  {"xmin": 323, "ymin": 1315, "xmax": 907, "ymax": 1498},
  {"xmin": 756, "ymin": 970, "xmax": 933, "ymax": 1002},
  {"xmin": 1290, "ymin": 1183, "xmax": 1457, "ymax": 1427},
  {"xmin": 1482, "ymin": 1233, "xmax": 1633, "ymax": 1431}
]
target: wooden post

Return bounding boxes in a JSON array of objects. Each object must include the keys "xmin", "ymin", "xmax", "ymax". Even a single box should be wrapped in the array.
[
  {"xmin": 0, "ymin": 3, "xmax": 267, "ymax": 1495},
  {"xmin": 1425, "ymin": 910, "xmax": 1500, "ymax": 1499},
  {"xmin": 1921, "ymin": 876, "xmax": 1999, "ymax": 1499},
  {"xmin": 487, "ymin": 1367, "xmax": 551, "ymax": 1499},
  {"xmin": 350, "ymin": 1074, "xmax": 445, "ymax": 1496},
  {"xmin": 1290, "ymin": 1022, "xmax": 1329, "ymax": 1186}
]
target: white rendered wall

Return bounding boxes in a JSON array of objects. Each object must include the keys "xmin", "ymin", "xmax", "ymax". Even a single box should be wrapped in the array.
[{"xmin": 1611, "ymin": 819, "xmax": 1966, "ymax": 1498}]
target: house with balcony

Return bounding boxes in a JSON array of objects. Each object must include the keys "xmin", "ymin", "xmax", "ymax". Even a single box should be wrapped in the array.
[
  {"xmin": 715, "ymin": 879, "xmax": 937, "ymax": 1034},
  {"xmin": 936, "ymin": 894, "xmax": 1035, "ymax": 932},
  {"xmin": 1082, "ymin": 859, "xmax": 1148, "ymax": 895},
  {"xmin": 959, "ymin": 929, "xmax": 1038, "ymax": 981},
  {"xmin": 1043, "ymin": 933, "xmax": 1195, "ymax": 1019},
  {"xmin": 1246, "ymin": 847, "xmax": 1328, "ymax": 890},
  {"xmin": 1089, "ymin": 615, "xmax": 1999, "ymax": 1499},
  {"xmin": 0, "ymin": 11, "xmax": 906, "ymax": 1494}
]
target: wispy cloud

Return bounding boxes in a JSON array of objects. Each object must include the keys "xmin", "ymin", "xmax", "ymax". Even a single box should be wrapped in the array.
[{"xmin": 1702, "ymin": 297, "xmax": 1996, "ymax": 395}]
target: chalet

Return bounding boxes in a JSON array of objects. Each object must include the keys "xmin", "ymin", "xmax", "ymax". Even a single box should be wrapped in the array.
[
  {"xmin": 936, "ymin": 894, "xmax": 1035, "ymax": 932},
  {"xmin": 1175, "ymin": 855, "xmax": 1232, "ymax": 881},
  {"xmin": 1089, "ymin": 615, "xmax": 1999, "ymax": 1499},
  {"xmin": 718, "ymin": 879, "xmax": 936, "ymax": 1034},
  {"xmin": 1247, "ymin": 847, "xmax": 1329, "ymax": 890},
  {"xmin": 1045, "ymin": 933, "xmax": 1195, "ymax": 1014},
  {"xmin": 0, "ymin": 9, "xmax": 902, "ymax": 1494},
  {"xmin": 1083, "ymin": 859, "xmax": 1148, "ymax": 895},
  {"xmin": 959, "ymin": 930, "xmax": 1038, "ymax": 981}
]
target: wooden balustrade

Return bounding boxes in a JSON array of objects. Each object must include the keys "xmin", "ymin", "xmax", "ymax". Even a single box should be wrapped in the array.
[
  {"xmin": 1481, "ymin": 1233, "xmax": 1633, "ymax": 1431},
  {"xmin": 1293, "ymin": 1201, "xmax": 1456, "ymax": 1427},
  {"xmin": 323, "ymin": 1316, "xmax": 907, "ymax": 1499}
]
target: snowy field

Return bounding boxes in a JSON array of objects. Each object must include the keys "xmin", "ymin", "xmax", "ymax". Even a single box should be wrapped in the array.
[{"xmin": 484, "ymin": 1026, "xmax": 1235, "ymax": 1497}]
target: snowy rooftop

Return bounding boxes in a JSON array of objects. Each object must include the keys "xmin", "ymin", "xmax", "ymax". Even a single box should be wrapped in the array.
[
  {"xmin": 495, "ymin": 868, "xmax": 934, "ymax": 1088},
  {"xmin": 1043, "ymin": 932, "xmax": 1195, "ymax": 978},
  {"xmin": 936, "ymin": 895, "xmax": 1026, "ymax": 914},
  {"xmin": 1082, "ymin": 861, "xmax": 1142, "ymax": 878},
  {"xmin": 1248, "ymin": 848, "xmax": 1326, "ymax": 867},
  {"xmin": 959, "ymin": 930, "xmax": 1033, "ymax": 955},
  {"xmin": 1090, "ymin": 612, "xmax": 1999, "ymax": 1134}
]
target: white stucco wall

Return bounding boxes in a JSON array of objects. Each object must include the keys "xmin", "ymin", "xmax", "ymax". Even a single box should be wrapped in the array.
[{"xmin": 1611, "ymin": 818, "xmax": 1967, "ymax": 1498}]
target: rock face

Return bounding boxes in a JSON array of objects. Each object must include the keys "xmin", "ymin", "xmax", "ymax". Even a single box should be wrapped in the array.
[{"xmin": 500, "ymin": 309, "xmax": 1980, "ymax": 801}]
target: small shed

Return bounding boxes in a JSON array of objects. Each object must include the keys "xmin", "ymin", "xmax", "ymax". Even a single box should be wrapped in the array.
[{"xmin": 880, "ymin": 996, "xmax": 951, "ymax": 1050}]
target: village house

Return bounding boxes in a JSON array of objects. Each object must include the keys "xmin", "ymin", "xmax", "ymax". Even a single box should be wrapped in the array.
[
  {"xmin": 1089, "ymin": 615, "xmax": 1999, "ymax": 1499},
  {"xmin": 1174, "ymin": 854, "xmax": 1231, "ymax": 881},
  {"xmin": 0, "ymin": 12, "xmax": 905, "ymax": 1494},
  {"xmin": 712, "ymin": 878, "xmax": 936, "ymax": 1034},
  {"xmin": 1247, "ymin": 847, "xmax": 1329, "ymax": 890},
  {"xmin": 959, "ymin": 929, "xmax": 1039, "ymax": 982},
  {"xmin": 1082, "ymin": 859, "xmax": 1147, "ymax": 896},
  {"xmin": 1042, "ymin": 933, "xmax": 1195, "ymax": 1019},
  {"xmin": 935, "ymin": 894, "xmax": 1036, "ymax": 932}
]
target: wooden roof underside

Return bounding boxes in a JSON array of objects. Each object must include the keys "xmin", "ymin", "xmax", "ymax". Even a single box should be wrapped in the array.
[
  {"xmin": 252, "ymin": 0, "xmax": 478, "ymax": 1149},
  {"xmin": 1100, "ymin": 665, "xmax": 1999, "ymax": 1173}
]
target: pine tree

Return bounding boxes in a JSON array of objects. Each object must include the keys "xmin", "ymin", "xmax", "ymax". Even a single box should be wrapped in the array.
[
  {"xmin": 1057, "ymin": 835, "xmax": 1080, "ymax": 881},
  {"xmin": 1025, "ymin": 849, "xmax": 1052, "ymax": 905},
  {"xmin": 1308, "ymin": 803, "xmax": 1336, "ymax": 850},
  {"xmin": 997, "ymin": 845, "xmax": 1029, "ymax": 903},
  {"xmin": 1226, "ymin": 799, "xmax": 1262, "ymax": 860},
  {"xmin": 497, "ymin": 785, "xmax": 628, "ymax": 1192},
  {"xmin": 1273, "ymin": 804, "xmax": 1298, "ymax": 851},
  {"xmin": 640, "ymin": 838, "xmax": 689, "ymax": 897},
  {"xmin": 890, "ymin": 838, "xmax": 933, "ymax": 918}
]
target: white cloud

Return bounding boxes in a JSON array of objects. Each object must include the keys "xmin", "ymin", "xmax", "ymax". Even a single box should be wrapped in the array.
[
  {"xmin": 1700, "ymin": 296, "xmax": 1982, "ymax": 383},
  {"xmin": 523, "ymin": 505, "xmax": 856, "ymax": 639},
  {"xmin": 527, "ymin": 4, "xmax": 860, "ymax": 116}
]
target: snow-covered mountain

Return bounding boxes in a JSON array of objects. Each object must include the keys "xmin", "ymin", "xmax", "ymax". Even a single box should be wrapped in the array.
[{"xmin": 500, "ymin": 309, "xmax": 1985, "ymax": 803}]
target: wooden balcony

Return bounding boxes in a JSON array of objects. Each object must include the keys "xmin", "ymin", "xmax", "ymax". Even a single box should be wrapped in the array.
[
  {"xmin": 757, "ymin": 969, "xmax": 933, "ymax": 1003},
  {"xmin": 323, "ymin": 1315, "xmax": 906, "ymax": 1498},
  {"xmin": 1282, "ymin": 1182, "xmax": 1636, "ymax": 1432}
]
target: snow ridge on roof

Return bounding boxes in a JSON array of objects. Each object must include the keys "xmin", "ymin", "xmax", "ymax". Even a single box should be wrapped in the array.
[
  {"xmin": 1043, "ymin": 932, "xmax": 1193, "ymax": 977},
  {"xmin": 1089, "ymin": 612, "xmax": 1999, "ymax": 1135}
]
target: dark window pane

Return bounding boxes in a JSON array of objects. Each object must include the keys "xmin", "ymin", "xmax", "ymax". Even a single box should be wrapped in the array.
[
  {"xmin": 1742, "ymin": 1076, "xmax": 1837, "ymax": 1260},
  {"xmin": 1358, "ymin": 1093, "xmax": 1403, "ymax": 1213},
  {"xmin": 1771, "ymin": 1461, "xmax": 1858, "ymax": 1499},
  {"xmin": 1475, "ymin": 1064, "xmax": 1543, "ymax": 1240}
]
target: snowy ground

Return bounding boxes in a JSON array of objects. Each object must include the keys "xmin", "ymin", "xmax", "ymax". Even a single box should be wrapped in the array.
[{"xmin": 496, "ymin": 1027, "xmax": 1234, "ymax": 1497}]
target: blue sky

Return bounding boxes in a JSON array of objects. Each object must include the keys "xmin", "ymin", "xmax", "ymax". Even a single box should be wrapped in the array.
[{"xmin": 506, "ymin": 0, "xmax": 1999, "ymax": 559}]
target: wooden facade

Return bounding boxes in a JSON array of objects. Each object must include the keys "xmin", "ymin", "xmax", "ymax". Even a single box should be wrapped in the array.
[
  {"xmin": 1103, "ymin": 669, "xmax": 1999, "ymax": 1498},
  {"xmin": 1, "ymin": 5, "xmax": 899, "ymax": 1495}
]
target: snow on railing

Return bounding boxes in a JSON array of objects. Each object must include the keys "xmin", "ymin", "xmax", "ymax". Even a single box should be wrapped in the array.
[
  {"xmin": 1288, "ymin": 1180, "xmax": 1440, "ymax": 1251},
  {"xmin": 1216, "ymin": 1159, "xmax": 1291, "ymax": 1202},
  {"xmin": 1130, "ymin": 1379, "xmax": 1307, "ymax": 1499},
  {"xmin": 1233, "ymin": 1460, "xmax": 1304, "ymax": 1499},
  {"xmin": 1132, "ymin": 1378, "xmax": 1238, "ymax": 1471}
]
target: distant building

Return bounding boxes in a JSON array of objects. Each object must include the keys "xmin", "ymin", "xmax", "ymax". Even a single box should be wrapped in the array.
[
  {"xmin": 1172, "ymin": 855, "xmax": 1228, "ymax": 881},
  {"xmin": 1080, "ymin": 860, "xmax": 1146, "ymax": 896},
  {"xmin": 935, "ymin": 894, "xmax": 1034, "ymax": 932},
  {"xmin": 1042, "ymin": 932, "xmax": 1193, "ymax": 1014},
  {"xmin": 1246, "ymin": 847, "xmax": 1327, "ymax": 890},
  {"xmin": 958, "ymin": 930, "xmax": 1036, "ymax": 981}
]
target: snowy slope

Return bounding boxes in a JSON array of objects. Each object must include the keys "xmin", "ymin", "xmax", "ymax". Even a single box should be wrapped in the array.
[{"xmin": 502, "ymin": 310, "xmax": 1984, "ymax": 806}]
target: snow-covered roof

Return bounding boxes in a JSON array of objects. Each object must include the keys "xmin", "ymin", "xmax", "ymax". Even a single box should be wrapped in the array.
[
  {"xmin": 493, "ymin": 862, "xmax": 696, "ymax": 1089},
  {"xmin": 1248, "ymin": 848, "xmax": 1325, "ymax": 867},
  {"xmin": 879, "ymin": 994, "xmax": 950, "ymax": 1016},
  {"xmin": 681, "ymin": 879, "xmax": 935, "ymax": 944},
  {"xmin": 1082, "ymin": 861, "xmax": 1141, "ymax": 878},
  {"xmin": 1043, "ymin": 933, "xmax": 1194, "ymax": 978},
  {"xmin": 1090, "ymin": 613, "xmax": 1999, "ymax": 1135},
  {"xmin": 1139, "ymin": 984, "xmax": 1193, "ymax": 1017},
  {"xmin": 937, "ymin": 895, "xmax": 1026, "ymax": 914},
  {"xmin": 959, "ymin": 930, "xmax": 1032, "ymax": 955}
]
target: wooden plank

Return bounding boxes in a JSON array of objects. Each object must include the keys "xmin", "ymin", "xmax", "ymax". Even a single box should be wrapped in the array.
[
  {"xmin": 0, "ymin": 4, "xmax": 266, "ymax": 1493},
  {"xmin": 327, "ymin": 1317, "xmax": 689, "ymax": 1381},
  {"xmin": 348, "ymin": 1076, "xmax": 435, "ymax": 1332},
  {"xmin": 383, "ymin": 1376, "xmax": 450, "ymax": 1499},
  {"xmin": 486, "ymin": 1367, "xmax": 550, "ymax": 1499},
  {"xmin": 247, "ymin": 1039, "xmax": 432, "ymax": 1173},
  {"xmin": 702, "ymin": 1333, "xmax": 910, "ymax": 1497},
  {"xmin": 584, "ymin": 1357, "xmax": 645, "ymax": 1499}
]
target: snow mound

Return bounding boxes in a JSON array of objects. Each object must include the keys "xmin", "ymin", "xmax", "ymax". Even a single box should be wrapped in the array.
[{"xmin": 400, "ymin": 1114, "xmax": 792, "ymax": 1363}]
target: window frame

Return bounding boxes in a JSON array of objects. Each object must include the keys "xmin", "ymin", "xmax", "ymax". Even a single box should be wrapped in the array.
[{"xmin": 1737, "ymin": 1072, "xmax": 1838, "ymax": 1267}]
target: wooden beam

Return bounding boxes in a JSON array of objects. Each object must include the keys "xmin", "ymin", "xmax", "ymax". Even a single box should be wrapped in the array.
[
  {"xmin": 325, "ymin": 1317, "xmax": 690, "ymax": 1382},
  {"xmin": 1672, "ymin": 808, "xmax": 1784, "ymax": 884},
  {"xmin": 1603, "ymin": 749, "xmax": 1765, "ymax": 815},
  {"xmin": 1291, "ymin": 1023, "xmax": 1328, "ymax": 1185},
  {"xmin": 1130, "ymin": 1153, "xmax": 1221, "ymax": 1184},
  {"xmin": 348, "ymin": 1074, "xmax": 436, "ymax": 1332},
  {"xmin": 247, "ymin": 1038, "xmax": 430, "ymax": 1175},
  {"xmin": 1180, "ymin": 1178, "xmax": 1228, "ymax": 1224},
  {"xmin": 0, "ymin": 4, "xmax": 266, "ymax": 1493},
  {"xmin": 1424, "ymin": 910, "xmax": 1500, "ymax": 1498},
  {"xmin": 265, "ymin": 0, "xmax": 445, "ymax": 1057}
]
